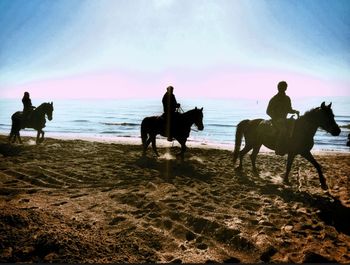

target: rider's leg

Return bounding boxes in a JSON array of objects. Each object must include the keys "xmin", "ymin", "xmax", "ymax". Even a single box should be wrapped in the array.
[
  {"xmin": 21, "ymin": 113, "xmax": 27, "ymax": 129},
  {"xmin": 167, "ymin": 114, "xmax": 173, "ymax": 141},
  {"xmin": 274, "ymin": 119, "xmax": 287, "ymax": 155}
]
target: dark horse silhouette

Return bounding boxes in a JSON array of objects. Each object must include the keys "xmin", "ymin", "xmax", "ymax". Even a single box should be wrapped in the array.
[
  {"xmin": 9, "ymin": 102, "xmax": 54, "ymax": 144},
  {"xmin": 141, "ymin": 107, "xmax": 204, "ymax": 159},
  {"xmin": 233, "ymin": 102, "xmax": 340, "ymax": 190}
]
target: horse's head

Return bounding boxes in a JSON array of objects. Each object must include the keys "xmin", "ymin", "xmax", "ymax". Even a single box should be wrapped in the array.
[
  {"xmin": 45, "ymin": 102, "xmax": 54, "ymax": 121},
  {"xmin": 318, "ymin": 102, "xmax": 340, "ymax": 136},
  {"xmin": 193, "ymin": 107, "xmax": 204, "ymax": 131}
]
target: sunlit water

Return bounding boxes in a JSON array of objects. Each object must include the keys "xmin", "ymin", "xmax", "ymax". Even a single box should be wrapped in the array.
[{"xmin": 0, "ymin": 97, "xmax": 349, "ymax": 151}]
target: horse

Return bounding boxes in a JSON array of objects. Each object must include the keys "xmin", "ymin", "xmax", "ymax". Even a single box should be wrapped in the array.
[
  {"xmin": 9, "ymin": 102, "xmax": 54, "ymax": 144},
  {"xmin": 233, "ymin": 102, "xmax": 341, "ymax": 190},
  {"xmin": 141, "ymin": 107, "xmax": 204, "ymax": 159}
]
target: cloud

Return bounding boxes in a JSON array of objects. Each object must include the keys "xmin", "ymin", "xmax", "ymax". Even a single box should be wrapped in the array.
[{"xmin": 0, "ymin": 0, "xmax": 349, "ymax": 98}]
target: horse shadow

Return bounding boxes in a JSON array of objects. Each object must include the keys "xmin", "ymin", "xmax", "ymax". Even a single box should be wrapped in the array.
[
  {"xmin": 134, "ymin": 153, "xmax": 213, "ymax": 183},
  {"xmin": 281, "ymin": 190, "xmax": 350, "ymax": 236},
  {"xmin": 0, "ymin": 143, "xmax": 23, "ymax": 157},
  {"xmin": 235, "ymin": 169, "xmax": 350, "ymax": 236}
]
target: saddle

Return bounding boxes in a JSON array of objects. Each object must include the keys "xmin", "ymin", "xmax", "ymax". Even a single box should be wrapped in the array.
[
  {"xmin": 263, "ymin": 117, "xmax": 296, "ymax": 138},
  {"xmin": 159, "ymin": 112, "xmax": 180, "ymax": 124},
  {"xmin": 159, "ymin": 112, "xmax": 181, "ymax": 141},
  {"xmin": 21, "ymin": 109, "xmax": 33, "ymax": 128}
]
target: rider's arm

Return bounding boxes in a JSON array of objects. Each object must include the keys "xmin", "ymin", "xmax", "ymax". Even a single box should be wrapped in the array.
[{"xmin": 287, "ymin": 97, "xmax": 299, "ymax": 117}]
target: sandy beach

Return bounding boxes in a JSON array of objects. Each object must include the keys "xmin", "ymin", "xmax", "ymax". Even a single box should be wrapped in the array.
[{"xmin": 0, "ymin": 134, "xmax": 349, "ymax": 263}]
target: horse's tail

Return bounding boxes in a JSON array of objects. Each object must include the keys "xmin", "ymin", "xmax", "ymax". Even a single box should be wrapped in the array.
[
  {"xmin": 141, "ymin": 118, "xmax": 149, "ymax": 148},
  {"xmin": 9, "ymin": 112, "xmax": 21, "ymax": 142},
  {"xmin": 233, "ymin": 119, "xmax": 250, "ymax": 164}
]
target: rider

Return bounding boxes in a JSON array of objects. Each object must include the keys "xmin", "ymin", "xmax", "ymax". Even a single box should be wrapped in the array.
[
  {"xmin": 22, "ymin": 91, "xmax": 35, "ymax": 128},
  {"xmin": 266, "ymin": 81, "xmax": 299, "ymax": 155},
  {"xmin": 162, "ymin": 85, "xmax": 180, "ymax": 141}
]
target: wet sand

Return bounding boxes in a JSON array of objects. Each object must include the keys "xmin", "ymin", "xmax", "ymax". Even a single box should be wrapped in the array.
[{"xmin": 0, "ymin": 134, "xmax": 349, "ymax": 263}]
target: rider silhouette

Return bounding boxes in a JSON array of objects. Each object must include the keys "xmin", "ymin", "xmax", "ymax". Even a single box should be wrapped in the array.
[
  {"xmin": 266, "ymin": 81, "xmax": 299, "ymax": 155},
  {"xmin": 22, "ymin": 91, "xmax": 35, "ymax": 128},
  {"xmin": 162, "ymin": 86, "xmax": 180, "ymax": 141}
]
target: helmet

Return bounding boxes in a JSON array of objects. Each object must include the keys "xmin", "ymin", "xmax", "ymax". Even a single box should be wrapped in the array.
[{"xmin": 277, "ymin": 81, "xmax": 287, "ymax": 92}]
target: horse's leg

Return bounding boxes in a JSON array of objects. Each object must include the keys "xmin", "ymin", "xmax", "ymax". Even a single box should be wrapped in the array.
[
  {"xmin": 236, "ymin": 145, "xmax": 252, "ymax": 170},
  {"xmin": 16, "ymin": 121, "xmax": 22, "ymax": 144},
  {"xmin": 283, "ymin": 153, "xmax": 296, "ymax": 186},
  {"xmin": 36, "ymin": 130, "xmax": 41, "ymax": 144},
  {"xmin": 142, "ymin": 136, "xmax": 149, "ymax": 155},
  {"xmin": 40, "ymin": 130, "xmax": 45, "ymax": 143},
  {"xmin": 151, "ymin": 135, "xmax": 159, "ymax": 157},
  {"xmin": 17, "ymin": 131, "xmax": 22, "ymax": 144},
  {"xmin": 9, "ymin": 122, "xmax": 18, "ymax": 143},
  {"xmin": 250, "ymin": 144, "xmax": 261, "ymax": 173},
  {"xmin": 143, "ymin": 136, "xmax": 152, "ymax": 156},
  {"xmin": 14, "ymin": 129, "xmax": 22, "ymax": 144},
  {"xmin": 176, "ymin": 139, "xmax": 187, "ymax": 161},
  {"xmin": 301, "ymin": 151, "xmax": 327, "ymax": 190}
]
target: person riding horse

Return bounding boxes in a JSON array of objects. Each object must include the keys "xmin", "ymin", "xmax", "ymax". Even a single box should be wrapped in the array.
[
  {"xmin": 22, "ymin": 91, "xmax": 36, "ymax": 129},
  {"xmin": 266, "ymin": 81, "xmax": 299, "ymax": 155},
  {"xmin": 162, "ymin": 86, "xmax": 180, "ymax": 141}
]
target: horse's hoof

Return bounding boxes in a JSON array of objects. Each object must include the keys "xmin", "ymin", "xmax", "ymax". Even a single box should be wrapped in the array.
[
  {"xmin": 283, "ymin": 178, "xmax": 291, "ymax": 186},
  {"xmin": 235, "ymin": 166, "xmax": 242, "ymax": 172},
  {"xmin": 320, "ymin": 183, "xmax": 329, "ymax": 191},
  {"xmin": 252, "ymin": 169, "xmax": 260, "ymax": 176}
]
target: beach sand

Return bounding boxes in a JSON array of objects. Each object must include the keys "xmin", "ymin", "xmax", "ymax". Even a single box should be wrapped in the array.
[{"xmin": 0, "ymin": 134, "xmax": 349, "ymax": 263}]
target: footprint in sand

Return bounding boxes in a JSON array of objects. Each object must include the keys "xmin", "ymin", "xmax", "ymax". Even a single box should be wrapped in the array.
[
  {"xmin": 52, "ymin": 201, "xmax": 68, "ymax": 206},
  {"xmin": 70, "ymin": 193, "xmax": 88, "ymax": 199},
  {"xmin": 109, "ymin": 216, "xmax": 127, "ymax": 225}
]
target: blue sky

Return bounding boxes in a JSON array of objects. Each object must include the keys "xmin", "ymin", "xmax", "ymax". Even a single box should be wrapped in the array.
[{"xmin": 0, "ymin": 0, "xmax": 349, "ymax": 99}]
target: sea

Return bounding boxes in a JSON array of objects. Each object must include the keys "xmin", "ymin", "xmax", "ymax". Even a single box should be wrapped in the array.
[{"xmin": 0, "ymin": 97, "xmax": 349, "ymax": 152}]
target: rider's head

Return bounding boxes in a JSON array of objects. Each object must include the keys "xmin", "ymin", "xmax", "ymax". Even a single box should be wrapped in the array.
[
  {"xmin": 277, "ymin": 81, "xmax": 287, "ymax": 92},
  {"xmin": 166, "ymin": 86, "xmax": 174, "ymax": 93},
  {"xmin": 24, "ymin": 91, "xmax": 30, "ymax": 97}
]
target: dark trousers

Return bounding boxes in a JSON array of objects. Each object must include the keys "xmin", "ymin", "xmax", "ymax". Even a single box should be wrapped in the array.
[{"xmin": 273, "ymin": 119, "xmax": 288, "ymax": 155}]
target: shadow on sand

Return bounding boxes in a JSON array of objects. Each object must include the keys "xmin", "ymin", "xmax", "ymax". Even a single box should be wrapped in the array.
[
  {"xmin": 234, "ymin": 168, "xmax": 350, "ymax": 236},
  {"xmin": 135, "ymin": 155, "xmax": 213, "ymax": 183}
]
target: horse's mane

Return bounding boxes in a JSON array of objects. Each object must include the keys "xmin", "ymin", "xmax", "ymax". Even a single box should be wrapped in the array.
[
  {"xmin": 35, "ymin": 102, "xmax": 50, "ymax": 110},
  {"xmin": 182, "ymin": 107, "xmax": 201, "ymax": 115},
  {"xmin": 302, "ymin": 106, "xmax": 321, "ymax": 120}
]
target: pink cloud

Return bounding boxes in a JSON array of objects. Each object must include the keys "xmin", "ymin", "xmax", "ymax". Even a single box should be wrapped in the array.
[{"xmin": 1, "ymin": 67, "xmax": 348, "ymax": 99}]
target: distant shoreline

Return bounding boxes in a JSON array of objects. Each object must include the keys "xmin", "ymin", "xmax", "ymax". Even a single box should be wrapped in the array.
[{"xmin": 1, "ymin": 132, "xmax": 348, "ymax": 155}]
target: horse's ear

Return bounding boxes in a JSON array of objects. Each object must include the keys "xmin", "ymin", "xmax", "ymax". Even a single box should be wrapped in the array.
[
  {"xmin": 321, "ymin": 102, "xmax": 326, "ymax": 109},
  {"xmin": 328, "ymin": 102, "xmax": 332, "ymax": 108},
  {"xmin": 200, "ymin": 107, "xmax": 203, "ymax": 111},
  {"xmin": 195, "ymin": 107, "xmax": 197, "ymax": 110},
  {"xmin": 51, "ymin": 102, "xmax": 53, "ymax": 105}
]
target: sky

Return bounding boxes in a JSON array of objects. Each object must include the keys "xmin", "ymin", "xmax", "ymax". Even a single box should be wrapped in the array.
[{"xmin": 0, "ymin": 0, "xmax": 349, "ymax": 99}]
